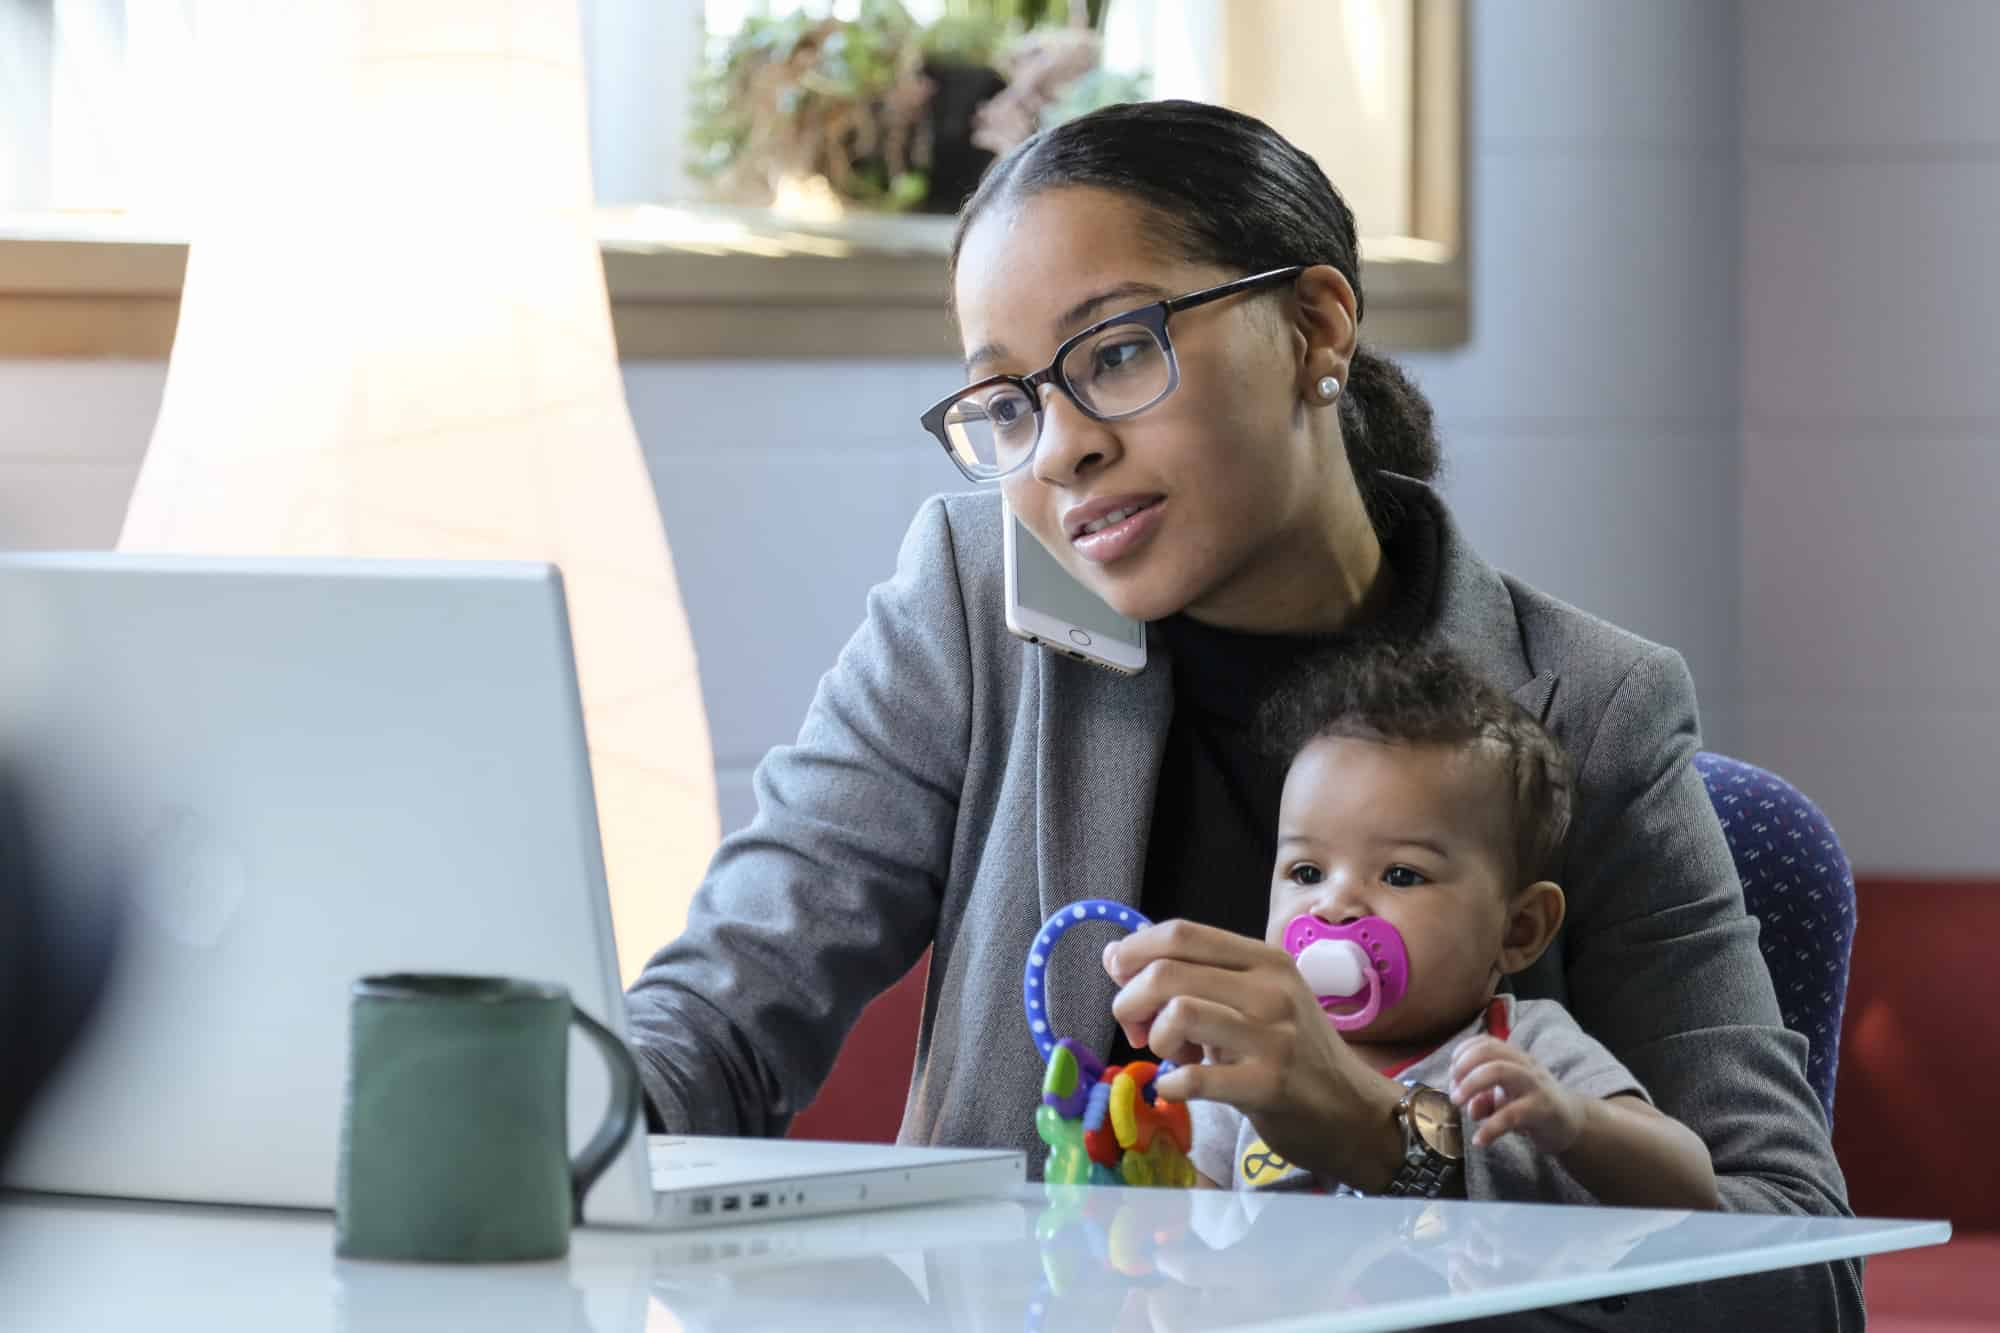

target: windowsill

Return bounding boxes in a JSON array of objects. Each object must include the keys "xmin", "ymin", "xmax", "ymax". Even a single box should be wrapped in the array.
[{"xmin": 0, "ymin": 204, "xmax": 1468, "ymax": 361}]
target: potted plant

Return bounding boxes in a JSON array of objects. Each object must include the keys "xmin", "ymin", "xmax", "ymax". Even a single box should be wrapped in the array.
[
  {"xmin": 687, "ymin": 0, "xmax": 1137, "ymax": 216},
  {"xmin": 688, "ymin": 1, "xmax": 937, "ymax": 213},
  {"xmin": 921, "ymin": 1, "xmax": 1125, "ymax": 209}
]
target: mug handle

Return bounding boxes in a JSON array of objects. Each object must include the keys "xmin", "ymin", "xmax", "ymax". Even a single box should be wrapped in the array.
[{"xmin": 566, "ymin": 1004, "xmax": 644, "ymax": 1224}]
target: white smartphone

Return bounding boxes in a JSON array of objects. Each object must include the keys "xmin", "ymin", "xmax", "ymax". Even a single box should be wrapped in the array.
[{"xmin": 1002, "ymin": 499, "xmax": 1148, "ymax": 676}]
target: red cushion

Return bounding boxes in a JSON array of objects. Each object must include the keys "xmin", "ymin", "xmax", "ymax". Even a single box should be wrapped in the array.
[
  {"xmin": 786, "ymin": 954, "xmax": 927, "ymax": 1144},
  {"xmin": 1835, "ymin": 880, "xmax": 2000, "ymax": 1231}
]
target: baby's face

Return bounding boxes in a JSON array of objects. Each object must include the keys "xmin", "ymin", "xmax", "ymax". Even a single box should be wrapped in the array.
[{"xmin": 1267, "ymin": 735, "xmax": 1518, "ymax": 1045}]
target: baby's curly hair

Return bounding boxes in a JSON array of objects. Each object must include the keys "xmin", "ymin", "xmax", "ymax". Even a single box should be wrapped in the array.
[{"xmin": 1259, "ymin": 643, "xmax": 1574, "ymax": 887}]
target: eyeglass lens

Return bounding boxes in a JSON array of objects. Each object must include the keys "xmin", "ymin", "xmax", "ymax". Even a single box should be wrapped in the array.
[{"xmin": 937, "ymin": 324, "xmax": 1173, "ymax": 479}]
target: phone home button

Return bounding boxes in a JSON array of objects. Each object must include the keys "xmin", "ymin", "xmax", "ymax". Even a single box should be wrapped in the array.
[{"xmin": 1068, "ymin": 629, "xmax": 1093, "ymax": 647}]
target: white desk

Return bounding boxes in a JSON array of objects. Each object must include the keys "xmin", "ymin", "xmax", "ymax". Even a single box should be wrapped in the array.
[{"xmin": 0, "ymin": 1185, "xmax": 1946, "ymax": 1332}]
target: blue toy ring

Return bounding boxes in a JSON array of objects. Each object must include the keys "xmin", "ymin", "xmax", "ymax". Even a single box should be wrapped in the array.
[{"xmin": 1023, "ymin": 899, "xmax": 1154, "ymax": 1063}]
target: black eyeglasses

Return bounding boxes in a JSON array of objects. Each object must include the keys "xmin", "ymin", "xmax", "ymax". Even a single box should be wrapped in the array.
[{"xmin": 920, "ymin": 266, "xmax": 1306, "ymax": 483}]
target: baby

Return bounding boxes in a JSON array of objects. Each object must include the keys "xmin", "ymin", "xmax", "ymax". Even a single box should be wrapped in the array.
[{"xmin": 1184, "ymin": 644, "xmax": 1718, "ymax": 1209}]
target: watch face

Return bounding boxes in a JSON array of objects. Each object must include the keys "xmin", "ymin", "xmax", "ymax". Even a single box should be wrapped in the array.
[{"xmin": 1411, "ymin": 1089, "xmax": 1464, "ymax": 1160}]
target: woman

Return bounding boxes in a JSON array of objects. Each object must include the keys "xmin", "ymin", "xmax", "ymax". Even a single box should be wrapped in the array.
[{"xmin": 626, "ymin": 102, "xmax": 1858, "ymax": 1326}]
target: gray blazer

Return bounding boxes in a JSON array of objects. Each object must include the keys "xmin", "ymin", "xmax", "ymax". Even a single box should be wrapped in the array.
[{"xmin": 627, "ymin": 476, "xmax": 1863, "ymax": 1329}]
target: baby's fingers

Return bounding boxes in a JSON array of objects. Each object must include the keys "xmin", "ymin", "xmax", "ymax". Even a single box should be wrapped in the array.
[
  {"xmin": 1449, "ymin": 1036, "xmax": 1516, "ymax": 1083},
  {"xmin": 1464, "ymin": 1083, "xmax": 1508, "ymax": 1121},
  {"xmin": 1470, "ymin": 1093, "xmax": 1551, "ymax": 1149},
  {"xmin": 1447, "ymin": 1056, "xmax": 1527, "ymax": 1112}
]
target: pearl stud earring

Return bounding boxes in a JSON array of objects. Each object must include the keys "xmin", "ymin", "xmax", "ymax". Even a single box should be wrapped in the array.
[{"xmin": 1316, "ymin": 375, "xmax": 1341, "ymax": 401}]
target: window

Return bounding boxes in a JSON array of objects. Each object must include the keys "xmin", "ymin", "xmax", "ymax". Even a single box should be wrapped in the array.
[
  {"xmin": 1, "ymin": 0, "xmax": 1465, "ymax": 357},
  {"xmin": 665, "ymin": 1, "xmax": 1461, "ymax": 261},
  {"xmin": 1, "ymin": 0, "xmax": 206, "ymax": 219},
  {"xmin": 8, "ymin": 0, "xmax": 1456, "ymax": 240}
]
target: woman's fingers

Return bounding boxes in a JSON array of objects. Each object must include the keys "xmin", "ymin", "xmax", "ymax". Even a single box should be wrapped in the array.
[
  {"xmin": 1144, "ymin": 994, "xmax": 1265, "ymax": 1067},
  {"xmin": 1109, "ymin": 955, "xmax": 1285, "ymax": 1036},
  {"xmin": 1114, "ymin": 1013, "xmax": 1153, "ymax": 1053},
  {"xmin": 1154, "ymin": 1055, "xmax": 1280, "ymax": 1109},
  {"xmin": 1103, "ymin": 919, "xmax": 1277, "ymax": 984}
]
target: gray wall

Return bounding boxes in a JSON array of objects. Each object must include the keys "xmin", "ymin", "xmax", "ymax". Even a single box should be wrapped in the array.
[
  {"xmin": 1404, "ymin": 0, "xmax": 1743, "ymax": 758},
  {"xmin": 0, "ymin": 361, "xmax": 159, "ymax": 547},
  {"xmin": 627, "ymin": 359, "xmax": 957, "ymax": 834},
  {"xmin": 3, "ymin": 0, "xmax": 1751, "ymax": 848},
  {"xmin": 1741, "ymin": 0, "xmax": 2000, "ymax": 874}
]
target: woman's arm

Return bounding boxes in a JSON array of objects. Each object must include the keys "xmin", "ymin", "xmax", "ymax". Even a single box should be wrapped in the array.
[
  {"xmin": 1552, "ymin": 645, "xmax": 1863, "ymax": 1323},
  {"xmin": 623, "ymin": 497, "xmax": 974, "ymax": 1135}
]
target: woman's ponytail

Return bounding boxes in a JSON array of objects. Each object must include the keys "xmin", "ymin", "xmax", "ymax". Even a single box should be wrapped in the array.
[{"xmin": 1338, "ymin": 344, "xmax": 1440, "ymax": 531}]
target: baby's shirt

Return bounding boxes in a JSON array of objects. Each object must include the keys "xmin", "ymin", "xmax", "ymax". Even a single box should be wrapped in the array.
[{"xmin": 1186, "ymin": 993, "xmax": 1650, "ymax": 1198}]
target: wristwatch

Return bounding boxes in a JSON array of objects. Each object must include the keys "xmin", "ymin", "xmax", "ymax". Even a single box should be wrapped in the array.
[{"xmin": 1385, "ymin": 1084, "xmax": 1463, "ymax": 1198}]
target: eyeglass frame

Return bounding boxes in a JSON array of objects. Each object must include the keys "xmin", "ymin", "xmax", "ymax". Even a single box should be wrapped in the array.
[{"xmin": 919, "ymin": 265, "xmax": 1309, "ymax": 484}]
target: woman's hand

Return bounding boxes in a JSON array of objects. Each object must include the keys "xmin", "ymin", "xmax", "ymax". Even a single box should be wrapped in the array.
[
  {"xmin": 1446, "ymin": 1036, "xmax": 1587, "ymax": 1152},
  {"xmin": 1103, "ymin": 920, "xmax": 1406, "ymax": 1190}
]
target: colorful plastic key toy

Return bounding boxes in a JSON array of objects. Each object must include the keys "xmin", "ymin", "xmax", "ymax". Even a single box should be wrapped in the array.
[{"xmin": 1024, "ymin": 900, "xmax": 1195, "ymax": 1188}]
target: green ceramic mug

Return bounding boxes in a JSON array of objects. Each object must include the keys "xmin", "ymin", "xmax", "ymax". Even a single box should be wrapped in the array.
[{"xmin": 334, "ymin": 973, "xmax": 642, "ymax": 1263}]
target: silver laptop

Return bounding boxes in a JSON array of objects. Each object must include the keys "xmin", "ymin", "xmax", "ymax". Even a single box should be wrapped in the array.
[{"xmin": 0, "ymin": 553, "xmax": 1020, "ymax": 1228}]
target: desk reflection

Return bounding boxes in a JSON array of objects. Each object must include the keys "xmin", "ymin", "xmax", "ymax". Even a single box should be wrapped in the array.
[
  {"xmin": 1, "ymin": 1185, "xmax": 1908, "ymax": 1333},
  {"xmin": 335, "ymin": 1260, "xmax": 612, "ymax": 1333},
  {"xmin": 641, "ymin": 1185, "xmax": 1697, "ymax": 1333},
  {"xmin": 1009, "ymin": 1186, "xmax": 1693, "ymax": 1332}
]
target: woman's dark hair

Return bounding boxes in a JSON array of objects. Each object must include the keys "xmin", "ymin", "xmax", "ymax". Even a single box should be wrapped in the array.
[
  {"xmin": 951, "ymin": 99, "xmax": 1440, "ymax": 534},
  {"xmin": 1258, "ymin": 644, "xmax": 1574, "ymax": 887}
]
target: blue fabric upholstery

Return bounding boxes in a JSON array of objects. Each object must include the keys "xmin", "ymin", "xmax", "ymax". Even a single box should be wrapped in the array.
[{"xmin": 1694, "ymin": 752, "xmax": 1855, "ymax": 1126}]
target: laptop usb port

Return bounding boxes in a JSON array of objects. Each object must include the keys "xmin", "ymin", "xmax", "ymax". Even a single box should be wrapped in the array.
[
  {"xmin": 749, "ymin": 1192, "xmax": 770, "ymax": 1209},
  {"xmin": 720, "ymin": 1195, "xmax": 741, "ymax": 1212},
  {"xmin": 689, "ymin": 1196, "xmax": 713, "ymax": 1216}
]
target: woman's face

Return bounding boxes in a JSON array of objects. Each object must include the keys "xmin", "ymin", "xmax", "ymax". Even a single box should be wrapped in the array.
[{"xmin": 953, "ymin": 186, "xmax": 1354, "ymax": 626}]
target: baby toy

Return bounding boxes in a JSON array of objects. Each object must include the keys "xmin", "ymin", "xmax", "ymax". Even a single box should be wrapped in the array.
[{"xmin": 1023, "ymin": 900, "xmax": 1195, "ymax": 1188}]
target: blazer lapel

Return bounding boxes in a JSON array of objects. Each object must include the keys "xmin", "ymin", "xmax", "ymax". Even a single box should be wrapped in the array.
[
  {"xmin": 1512, "ymin": 670, "xmax": 1559, "ymax": 724},
  {"xmin": 1033, "ymin": 639, "xmax": 1173, "ymax": 1061}
]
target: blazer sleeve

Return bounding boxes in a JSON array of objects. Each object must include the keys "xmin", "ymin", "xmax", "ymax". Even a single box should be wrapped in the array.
[
  {"xmin": 1541, "ymin": 644, "xmax": 1866, "ymax": 1328},
  {"xmin": 622, "ymin": 496, "xmax": 973, "ymax": 1136}
]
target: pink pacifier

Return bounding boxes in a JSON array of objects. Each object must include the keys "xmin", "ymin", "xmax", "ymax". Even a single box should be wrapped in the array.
[{"xmin": 1282, "ymin": 914, "xmax": 1411, "ymax": 1032}]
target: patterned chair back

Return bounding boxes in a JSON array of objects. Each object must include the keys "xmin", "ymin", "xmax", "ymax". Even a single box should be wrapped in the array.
[{"xmin": 1693, "ymin": 752, "xmax": 1856, "ymax": 1126}]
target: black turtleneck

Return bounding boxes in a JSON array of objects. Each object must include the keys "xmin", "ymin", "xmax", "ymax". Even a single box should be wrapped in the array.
[{"xmin": 1107, "ymin": 503, "xmax": 1441, "ymax": 1067}]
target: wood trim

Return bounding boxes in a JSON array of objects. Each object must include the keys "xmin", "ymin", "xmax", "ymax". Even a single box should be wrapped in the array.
[
  {"xmin": 0, "ymin": 293, "xmax": 182, "ymax": 359},
  {"xmin": 0, "ymin": 238, "xmax": 1469, "ymax": 360},
  {"xmin": 609, "ymin": 302, "xmax": 961, "ymax": 361},
  {"xmin": 1412, "ymin": 0, "xmax": 1468, "ymax": 255},
  {"xmin": 599, "ymin": 237, "xmax": 962, "ymax": 359}
]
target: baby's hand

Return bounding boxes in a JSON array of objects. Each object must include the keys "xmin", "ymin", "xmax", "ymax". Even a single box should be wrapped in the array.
[{"xmin": 1446, "ymin": 1036, "xmax": 1587, "ymax": 1153}]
